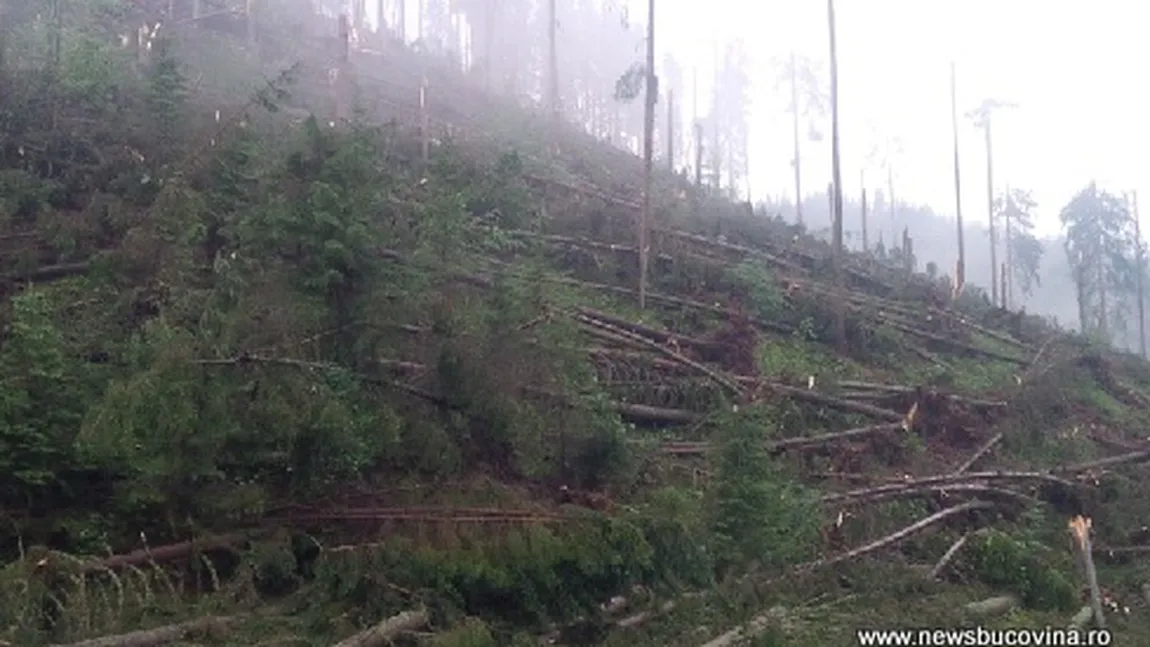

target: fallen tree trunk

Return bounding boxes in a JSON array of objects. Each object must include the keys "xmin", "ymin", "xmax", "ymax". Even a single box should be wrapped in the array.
[
  {"xmin": 656, "ymin": 422, "xmax": 905, "ymax": 457},
  {"xmin": 953, "ymin": 433, "xmax": 1003, "ymax": 474},
  {"xmin": 49, "ymin": 615, "xmax": 245, "ymax": 647},
  {"xmin": 615, "ymin": 402, "xmax": 701, "ymax": 424},
  {"xmin": 829, "ymin": 483, "xmax": 1033, "ymax": 508},
  {"xmin": 331, "ymin": 608, "xmax": 430, "ymax": 647},
  {"xmin": 822, "ymin": 470, "xmax": 1077, "ymax": 505},
  {"xmin": 576, "ymin": 307, "xmax": 717, "ymax": 351},
  {"xmin": 755, "ymin": 381, "xmax": 904, "ymax": 422},
  {"xmin": 700, "ymin": 502, "xmax": 993, "ymax": 646},
  {"xmin": 574, "ymin": 312, "xmax": 744, "ymax": 397},
  {"xmin": 1056, "ymin": 449, "xmax": 1150, "ymax": 474},
  {"xmin": 769, "ymin": 422, "xmax": 904, "ymax": 454},
  {"xmin": 874, "ymin": 316, "xmax": 1027, "ymax": 365},
  {"xmin": 78, "ymin": 534, "xmax": 248, "ymax": 574},
  {"xmin": 929, "ymin": 531, "xmax": 979, "ymax": 580},
  {"xmin": 792, "ymin": 501, "xmax": 993, "ymax": 575},
  {"xmin": 834, "ymin": 381, "xmax": 1006, "ymax": 409}
]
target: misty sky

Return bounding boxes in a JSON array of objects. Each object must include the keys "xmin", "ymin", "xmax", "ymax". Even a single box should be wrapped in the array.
[
  {"xmin": 648, "ymin": 0, "xmax": 1149, "ymax": 237},
  {"xmin": 372, "ymin": 0, "xmax": 1148, "ymax": 238}
]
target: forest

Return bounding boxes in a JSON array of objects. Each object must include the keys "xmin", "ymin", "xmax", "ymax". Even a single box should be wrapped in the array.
[{"xmin": 1, "ymin": 0, "xmax": 1150, "ymax": 645}]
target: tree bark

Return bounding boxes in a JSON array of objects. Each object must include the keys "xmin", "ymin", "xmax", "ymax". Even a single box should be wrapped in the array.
[
  {"xmin": 790, "ymin": 52, "xmax": 803, "ymax": 225},
  {"xmin": 49, "ymin": 615, "xmax": 244, "ymax": 647},
  {"xmin": 638, "ymin": 0, "xmax": 655, "ymax": 309},
  {"xmin": 985, "ymin": 119, "xmax": 998, "ymax": 306},
  {"xmin": 827, "ymin": 0, "xmax": 847, "ymax": 355},
  {"xmin": 331, "ymin": 608, "xmax": 430, "ymax": 647},
  {"xmin": 1134, "ymin": 191, "xmax": 1146, "ymax": 357},
  {"xmin": 950, "ymin": 62, "xmax": 966, "ymax": 297}
]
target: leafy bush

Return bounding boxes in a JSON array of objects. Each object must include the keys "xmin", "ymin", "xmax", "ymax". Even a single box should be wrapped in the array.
[
  {"xmin": 708, "ymin": 407, "xmax": 821, "ymax": 578},
  {"xmin": 963, "ymin": 530, "xmax": 1076, "ymax": 611}
]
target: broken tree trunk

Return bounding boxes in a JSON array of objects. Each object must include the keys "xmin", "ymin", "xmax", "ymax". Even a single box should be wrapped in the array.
[
  {"xmin": 952, "ymin": 433, "xmax": 1003, "ymax": 474},
  {"xmin": 78, "ymin": 534, "xmax": 248, "ymax": 574},
  {"xmin": 822, "ymin": 470, "xmax": 1077, "ymax": 505},
  {"xmin": 49, "ymin": 615, "xmax": 245, "ymax": 647},
  {"xmin": 331, "ymin": 608, "xmax": 430, "ymax": 647},
  {"xmin": 1069, "ymin": 516, "xmax": 1106, "ymax": 629},
  {"xmin": 700, "ymin": 502, "xmax": 994, "ymax": 646},
  {"xmin": 756, "ymin": 381, "xmax": 903, "ymax": 422},
  {"xmin": 929, "ymin": 530, "xmax": 978, "ymax": 580}
]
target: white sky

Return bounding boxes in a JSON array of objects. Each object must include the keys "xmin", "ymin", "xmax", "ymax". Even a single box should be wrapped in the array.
[
  {"xmin": 370, "ymin": 0, "xmax": 1150, "ymax": 238},
  {"xmin": 645, "ymin": 0, "xmax": 1150, "ymax": 237}
]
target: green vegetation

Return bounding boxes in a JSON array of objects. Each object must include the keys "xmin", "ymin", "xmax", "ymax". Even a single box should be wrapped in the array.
[{"xmin": 2, "ymin": 3, "xmax": 1150, "ymax": 646}]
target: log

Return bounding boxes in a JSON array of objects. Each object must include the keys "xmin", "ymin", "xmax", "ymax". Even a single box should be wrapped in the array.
[
  {"xmin": 655, "ymin": 422, "xmax": 904, "ymax": 457},
  {"xmin": 822, "ymin": 470, "xmax": 1077, "ymax": 506},
  {"xmin": 831, "ymin": 483, "xmax": 1033, "ymax": 508},
  {"xmin": 929, "ymin": 531, "xmax": 976, "ymax": 580},
  {"xmin": 700, "ymin": 502, "xmax": 995, "ymax": 646},
  {"xmin": 574, "ymin": 312, "xmax": 744, "ymax": 396},
  {"xmin": 78, "ymin": 534, "xmax": 247, "ymax": 574},
  {"xmin": 1069, "ymin": 605, "xmax": 1094, "ymax": 629},
  {"xmin": 952, "ymin": 433, "xmax": 1003, "ymax": 475},
  {"xmin": 615, "ymin": 402, "xmax": 700, "ymax": 424},
  {"xmin": 963, "ymin": 595, "xmax": 1018, "ymax": 618},
  {"xmin": 756, "ymin": 382, "xmax": 904, "ymax": 422},
  {"xmin": 575, "ymin": 307, "xmax": 720, "ymax": 352},
  {"xmin": 697, "ymin": 606, "xmax": 788, "ymax": 647},
  {"xmin": 48, "ymin": 615, "xmax": 244, "ymax": 647},
  {"xmin": 1069, "ymin": 516, "xmax": 1105, "ymax": 629},
  {"xmin": 331, "ymin": 608, "xmax": 429, "ymax": 647},
  {"xmin": 1056, "ymin": 449, "xmax": 1150, "ymax": 474},
  {"xmin": 769, "ymin": 422, "xmax": 903, "ymax": 454},
  {"xmin": 789, "ymin": 501, "xmax": 994, "ymax": 576}
]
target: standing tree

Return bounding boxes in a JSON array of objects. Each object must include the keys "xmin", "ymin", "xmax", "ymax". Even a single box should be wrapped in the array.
[
  {"xmin": 660, "ymin": 54, "xmax": 684, "ymax": 170},
  {"xmin": 546, "ymin": 0, "xmax": 558, "ymax": 119},
  {"xmin": 609, "ymin": 0, "xmax": 657, "ymax": 307},
  {"xmin": 968, "ymin": 98, "xmax": 1017, "ymax": 307},
  {"xmin": 827, "ymin": 0, "xmax": 846, "ymax": 353},
  {"xmin": 949, "ymin": 62, "xmax": 966, "ymax": 299},
  {"xmin": 1060, "ymin": 183, "xmax": 1138, "ymax": 340},
  {"xmin": 774, "ymin": 53, "xmax": 828, "ymax": 225},
  {"xmin": 639, "ymin": 0, "xmax": 655, "ymax": 309},
  {"xmin": 711, "ymin": 40, "xmax": 751, "ymax": 199},
  {"xmin": 1128, "ymin": 191, "xmax": 1146, "ymax": 357},
  {"xmin": 992, "ymin": 187, "xmax": 1043, "ymax": 301}
]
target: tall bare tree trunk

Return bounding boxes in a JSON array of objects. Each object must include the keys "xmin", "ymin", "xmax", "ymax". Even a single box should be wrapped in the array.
[
  {"xmin": 790, "ymin": 52, "xmax": 803, "ymax": 225},
  {"xmin": 861, "ymin": 183, "xmax": 869, "ymax": 253},
  {"xmin": 693, "ymin": 122, "xmax": 703, "ymax": 187},
  {"xmin": 888, "ymin": 163, "xmax": 896, "ymax": 232},
  {"xmin": 985, "ymin": 118, "xmax": 998, "ymax": 306},
  {"xmin": 827, "ymin": 0, "xmax": 846, "ymax": 354},
  {"xmin": 950, "ymin": 62, "xmax": 966, "ymax": 298},
  {"xmin": 743, "ymin": 133, "xmax": 751, "ymax": 201},
  {"xmin": 666, "ymin": 89, "xmax": 675, "ymax": 170},
  {"xmin": 638, "ymin": 0, "xmax": 656, "ymax": 309},
  {"xmin": 1135, "ymin": 190, "xmax": 1146, "ymax": 357},
  {"xmin": 546, "ymin": 0, "xmax": 558, "ymax": 119},
  {"xmin": 482, "ymin": 1, "xmax": 493, "ymax": 91},
  {"xmin": 398, "ymin": 0, "xmax": 406, "ymax": 40},
  {"xmin": 1005, "ymin": 182, "xmax": 1014, "ymax": 308},
  {"xmin": 336, "ymin": 12, "xmax": 350, "ymax": 123}
]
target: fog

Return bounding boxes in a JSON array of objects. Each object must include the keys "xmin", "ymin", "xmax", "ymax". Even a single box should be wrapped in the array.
[{"xmin": 327, "ymin": 1, "xmax": 1150, "ymax": 347}]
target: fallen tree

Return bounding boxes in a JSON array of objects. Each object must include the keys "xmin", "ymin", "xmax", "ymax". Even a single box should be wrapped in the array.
[
  {"xmin": 697, "ymin": 501, "xmax": 994, "ymax": 646},
  {"xmin": 48, "ymin": 615, "xmax": 245, "ymax": 647},
  {"xmin": 331, "ymin": 608, "xmax": 430, "ymax": 647}
]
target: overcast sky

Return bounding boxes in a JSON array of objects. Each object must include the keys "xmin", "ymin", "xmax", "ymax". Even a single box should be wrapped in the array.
[{"xmin": 640, "ymin": 0, "xmax": 1150, "ymax": 237}]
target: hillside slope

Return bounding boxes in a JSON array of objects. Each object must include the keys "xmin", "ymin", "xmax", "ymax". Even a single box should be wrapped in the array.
[{"xmin": 1, "ymin": 11, "xmax": 1150, "ymax": 647}]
